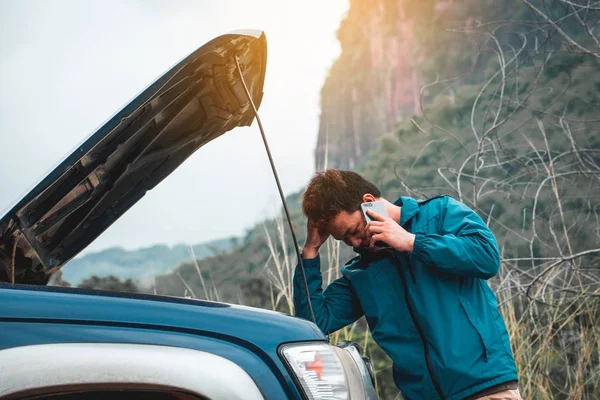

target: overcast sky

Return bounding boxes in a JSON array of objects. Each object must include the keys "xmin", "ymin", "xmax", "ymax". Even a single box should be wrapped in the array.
[{"xmin": 0, "ymin": 0, "xmax": 348, "ymax": 254}]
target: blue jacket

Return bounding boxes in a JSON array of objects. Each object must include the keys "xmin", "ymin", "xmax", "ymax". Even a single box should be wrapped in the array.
[{"xmin": 294, "ymin": 196, "xmax": 518, "ymax": 400}]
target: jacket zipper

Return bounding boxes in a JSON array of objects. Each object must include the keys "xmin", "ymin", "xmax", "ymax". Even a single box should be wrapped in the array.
[
  {"xmin": 391, "ymin": 252, "xmax": 446, "ymax": 400},
  {"xmin": 403, "ymin": 253, "xmax": 416, "ymax": 284},
  {"xmin": 401, "ymin": 220, "xmax": 416, "ymax": 284}
]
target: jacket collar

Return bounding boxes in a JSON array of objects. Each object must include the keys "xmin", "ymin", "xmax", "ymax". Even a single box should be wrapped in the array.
[
  {"xmin": 395, "ymin": 196, "xmax": 420, "ymax": 227},
  {"xmin": 352, "ymin": 246, "xmax": 390, "ymax": 262}
]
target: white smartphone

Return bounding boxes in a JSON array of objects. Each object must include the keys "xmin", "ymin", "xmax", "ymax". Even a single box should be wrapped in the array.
[{"xmin": 360, "ymin": 201, "xmax": 390, "ymax": 249}]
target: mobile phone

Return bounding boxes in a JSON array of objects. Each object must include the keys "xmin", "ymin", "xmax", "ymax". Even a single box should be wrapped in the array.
[{"xmin": 360, "ymin": 201, "xmax": 390, "ymax": 249}]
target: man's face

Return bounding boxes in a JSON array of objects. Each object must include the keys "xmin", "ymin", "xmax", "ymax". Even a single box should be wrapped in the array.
[{"xmin": 326, "ymin": 210, "xmax": 371, "ymax": 250}]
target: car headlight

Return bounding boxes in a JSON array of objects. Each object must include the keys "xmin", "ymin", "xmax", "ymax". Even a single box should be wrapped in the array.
[
  {"xmin": 280, "ymin": 343, "xmax": 349, "ymax": 399},
  {"xmin": 335, "ymin": 341, "xmax": 378, "ymax": 400}
]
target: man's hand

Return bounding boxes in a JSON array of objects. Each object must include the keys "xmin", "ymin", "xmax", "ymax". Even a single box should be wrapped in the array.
[
  {"xmin": 366, "ymin": 209, "xmax": 416, "ymax": 252},
  {"xmin": 303, "ymin": 219, "xmax": 330, "ymax": 259}
]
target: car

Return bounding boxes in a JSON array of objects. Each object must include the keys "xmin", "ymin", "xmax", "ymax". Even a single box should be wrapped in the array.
[{"xmin": 0, "ymin": 30, "xmax": 377, "ymax": 400}]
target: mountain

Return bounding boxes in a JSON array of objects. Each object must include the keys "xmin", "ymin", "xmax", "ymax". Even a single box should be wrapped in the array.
[
  {"xmin": 314, "ymin": 0, "xmax": 567, "ymax": 171},
  {"xmin": 58, "ymin": 237, "xmax": 237, "ymax": 285}
]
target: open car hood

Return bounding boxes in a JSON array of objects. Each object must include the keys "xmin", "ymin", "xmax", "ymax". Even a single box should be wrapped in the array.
[{"xmin": 0, "ymin": 30, "xmax": 267, "ymax": 284}]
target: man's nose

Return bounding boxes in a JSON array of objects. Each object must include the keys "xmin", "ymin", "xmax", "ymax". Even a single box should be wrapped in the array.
[{"xmin": 350, "ymin": 237, "xmax": 363, "ymax": 247}]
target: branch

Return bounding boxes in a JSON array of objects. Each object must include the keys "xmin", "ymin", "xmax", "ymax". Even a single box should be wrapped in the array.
[
  {"xmin": 525, "ymin": 248, "xmax": 600, "ymax": 298},
  {"xmin": 518, "ymin": 0, "xmax": 600, "ymax": 59}
]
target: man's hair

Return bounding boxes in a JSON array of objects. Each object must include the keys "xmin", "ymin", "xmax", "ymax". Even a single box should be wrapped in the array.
[{"xmin": 301, "ymin": 169, "xmax": 381, "ymax": 225}]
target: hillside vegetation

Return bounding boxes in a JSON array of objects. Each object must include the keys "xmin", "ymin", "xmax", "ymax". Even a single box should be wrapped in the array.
[{"xmin": 56, "ymin": 237, "xmax": 236, "ymax": 285}]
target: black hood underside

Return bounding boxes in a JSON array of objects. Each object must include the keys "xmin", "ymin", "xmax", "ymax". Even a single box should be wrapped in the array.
[{"xmin": 0, "ymin": 30, "xmax": 267, "ymax": 284}]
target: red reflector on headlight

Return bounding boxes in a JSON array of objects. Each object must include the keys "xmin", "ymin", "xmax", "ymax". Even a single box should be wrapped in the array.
[{"xmin": 305, "ymin": 358, "xmax": 323, "ymax": 380}]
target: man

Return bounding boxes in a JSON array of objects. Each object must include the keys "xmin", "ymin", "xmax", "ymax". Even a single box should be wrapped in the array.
[{"xmin": 293, "ymin": 169, "xmax": 520, "ymax": 400}]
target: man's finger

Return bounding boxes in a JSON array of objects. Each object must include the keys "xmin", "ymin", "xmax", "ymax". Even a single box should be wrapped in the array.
[
  {"xmin": 372, "ymin": 233, "xmax": 384, "ymax": 241},
  {"xmin": 367, "ymin": 224, "xmax": 385, "ymax": 233},
  {"xmin": 366, "ymin": 221, "xmax": 384, "ymax": 227},
  {"xmin": 369, "ymin": 233, "xmax": 385, "ymax": 248},
  {"xmin": 366, "ymin": 209, "xmax": 386, "ymax": 222},
  {"xmin": 364, "ymin": 221, "xmax": 383, "ymax": 233}
]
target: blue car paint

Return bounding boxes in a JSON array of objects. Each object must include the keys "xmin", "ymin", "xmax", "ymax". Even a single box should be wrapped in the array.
[{"xmin": 0, "ymin": 284, "xmax": 327, "ymax": 399}]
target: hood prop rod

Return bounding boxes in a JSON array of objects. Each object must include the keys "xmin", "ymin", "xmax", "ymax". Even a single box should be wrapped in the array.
[{"xmin": 234, "ymin": 56, "xmax": 316, "ymax": 325}]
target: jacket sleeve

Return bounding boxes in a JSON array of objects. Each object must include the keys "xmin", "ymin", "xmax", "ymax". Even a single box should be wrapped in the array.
[
  {"xmin": 411, "ymin": 196, "xmax": 501, "ymax": 280},
  {"xmin": 293, "ymin": 254, "xmax": 363, "ymax": 335}
]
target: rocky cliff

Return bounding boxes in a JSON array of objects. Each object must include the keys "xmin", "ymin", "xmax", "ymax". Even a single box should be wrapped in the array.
[{"xmin": 314, "ymin": 0, "xmax": 507, "ymax": 170}]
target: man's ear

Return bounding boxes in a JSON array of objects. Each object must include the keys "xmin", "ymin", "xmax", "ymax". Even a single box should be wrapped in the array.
[{"xmin": 362, "ymin": 193, "xmax": 376, "ymax": 202}]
